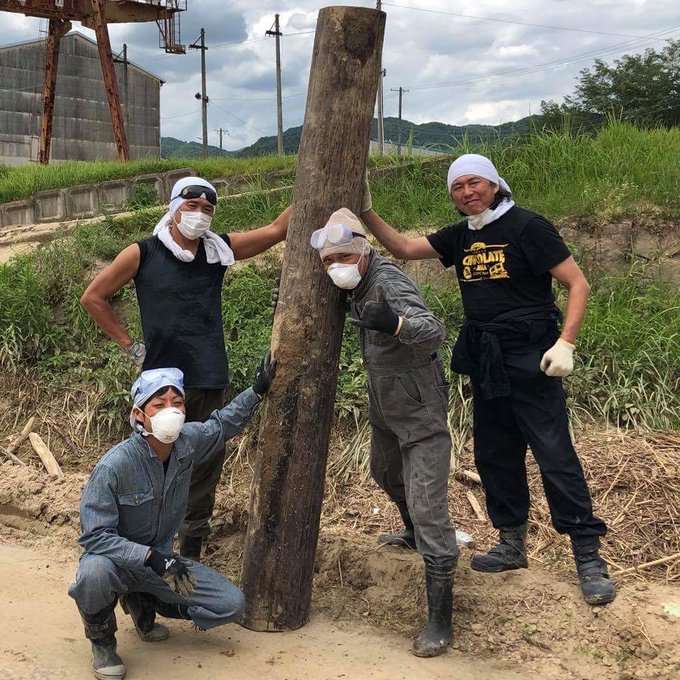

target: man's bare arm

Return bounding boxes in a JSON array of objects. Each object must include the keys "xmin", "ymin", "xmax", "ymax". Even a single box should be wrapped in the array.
[
  {"xmin": 360, "ymin": 209, "xmax": 440, "ymax": 260},
  {"xmin": 229, "ymin": 206, "xmax": 292, "ymax": 260},
  {"xmin": 550, "ymin": 256, "xmax": 590, "ymax": 345},
  {"xmin": 80, "ymin": 244, "xmax": 141, "ymax": 349}
]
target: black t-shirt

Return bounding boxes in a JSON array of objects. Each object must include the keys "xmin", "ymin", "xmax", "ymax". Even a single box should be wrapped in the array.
[
  {"xmin": 134, "ymin": 234, "xmax": 232, "ymax": 390},
  {"xmin": 426, "ymin": 206, "xmax": 571, "ymax": 322}
]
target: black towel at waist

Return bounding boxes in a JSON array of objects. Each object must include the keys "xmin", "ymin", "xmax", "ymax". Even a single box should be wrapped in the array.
[{"xmin": 451, "ymin": 304, "xmax": 561, "ymax": 400}]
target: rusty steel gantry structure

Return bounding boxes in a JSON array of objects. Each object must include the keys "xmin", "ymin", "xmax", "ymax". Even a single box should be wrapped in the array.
[{"xmin": 0, "ymin": 1, "xmax": 187, "ymax": 163}]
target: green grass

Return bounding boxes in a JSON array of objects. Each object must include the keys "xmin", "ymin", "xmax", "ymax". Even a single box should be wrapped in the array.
[
  {"xmin": 0, "ymin": 152, "xmax": 408, "ymax": 205},
  {"xmin": 0, "ymin": 155, "xmax": 297, "ymax": 204},
  {"xmin": 0, "ymin": 121, "xmax": 678, "ymax": 450},
  {"xmin": 371, "ymin": 121, "xmax": 680, "ymax": 229}
]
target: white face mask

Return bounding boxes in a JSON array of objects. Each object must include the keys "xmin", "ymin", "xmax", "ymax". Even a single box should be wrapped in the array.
[
  {"xmin": 138, "ymin": 407, "xmax": 186, "ymax": 444},
  {"xmin": 327, "ymin": 262, "xmax": 362, "ymax": 290},
  {"xmin": 175, "ymin": 211, "xmax": 212, "ymax": 240}
]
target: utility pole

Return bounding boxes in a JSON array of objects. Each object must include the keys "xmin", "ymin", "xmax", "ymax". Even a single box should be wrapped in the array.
[
  {"xmin": 190, "ymin": 29, "xmax": 209, "ymax": 159},
  {"xmin": 377, "ymin": 67, "xmax": 386, "ymax": 155},
  {"xmin": 376, "ymin": 1, "xmax": 385, "ymax": 155},
  {"xmin": 214, "ymin": 127, "xmax": 227, "ymax": 152},
  {"xmin": 391, "ymin": 86, "xmax": 409, "ymax": 156},
  {"xmin": 241, "ymin": 5, "xmax": 385, "ymax": 632},
  {"xmin": 266, "ymin": 14, "xmax": 284, "ymax": 155}
]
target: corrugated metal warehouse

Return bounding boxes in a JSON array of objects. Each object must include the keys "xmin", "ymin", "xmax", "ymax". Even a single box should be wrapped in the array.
[{"xmin": 0, "ymin": 31, "xmax": 162, "ymax": 165}]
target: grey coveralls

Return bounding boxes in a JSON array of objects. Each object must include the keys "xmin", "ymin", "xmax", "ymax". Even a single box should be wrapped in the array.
[
  {"xmin": 68, "ymin": 389, "xmax": 260, "ymax": 630},
  {"xmin": 350, "ymin": 252, "xmax": 459, "ymax": 565}
]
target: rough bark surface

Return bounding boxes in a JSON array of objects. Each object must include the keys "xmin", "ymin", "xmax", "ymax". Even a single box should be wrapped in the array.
[{"xmin": 240, "ymin": 6, "xmax": 385, "ymax": 632}]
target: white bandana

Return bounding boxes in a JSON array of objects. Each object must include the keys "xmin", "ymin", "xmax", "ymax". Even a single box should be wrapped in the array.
[
  {"xmin": 152, "ymin": 177, "xmax": 235, "ymax": 266},
  {"xmin": 446, "ymin": 154, "xmax": 515, "ymax": 230}
]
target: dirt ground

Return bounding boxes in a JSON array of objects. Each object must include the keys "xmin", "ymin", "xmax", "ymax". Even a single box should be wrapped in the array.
[
  {"xmin": 0, "ymin": 443, "xmax": 679, "ymax": 680},
  {"xmin": 1, "ymin": 538, "xmax": 534, "ymax": 680}
]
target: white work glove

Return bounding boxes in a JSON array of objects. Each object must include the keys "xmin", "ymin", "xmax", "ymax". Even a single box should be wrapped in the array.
[
  {"xmin": 361, "ymin": 172, "xmax": 372, "ymax": 214},
  {"xmin": 125, "ymin": 340, "xmax": 146, "ymax": 367},
  {"xmin": 540, "ymin": 338, "xmax": 575, "ymax": 377}
]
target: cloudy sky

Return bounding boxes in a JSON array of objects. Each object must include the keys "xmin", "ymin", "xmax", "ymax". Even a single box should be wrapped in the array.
[{"xmin": 4, "ymin": 0, "xmax": 679, "ymax": 150}]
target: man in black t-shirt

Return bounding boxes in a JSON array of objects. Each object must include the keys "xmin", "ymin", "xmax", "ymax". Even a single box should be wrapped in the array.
[
  {"xmin": 360, "ymin": 154, "xmax": 615, "ymax": 606},
  {"xmin": 82, "ymin": 177, "xmax": 291, "ymax": 562}
]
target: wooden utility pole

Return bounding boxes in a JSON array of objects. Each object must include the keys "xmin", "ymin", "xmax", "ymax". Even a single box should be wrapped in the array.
[
  {"xmin": 266, "ymin": 14, "xmax": 284, "ymax": 155},
  {"xmin": 391, "ymin": 85, "xmax": 409, "ymax": 156},
  {"xmin": 38, "ymin": 18, "xmax": 71, "ymax": 164},
  {"xmin": 214, "ymin": 127, "xmax": 227, "ymax": 152},
  {"xmin": 190, "ymin": 29, "xmax": 209, "ymax": 159},
  {"xmin": 241, "ymin": 5, "xmax": 385, "ymax": 632},
  {"xmin": 90, "ymin": 0, "xmax": 129, "ymax": 161}
]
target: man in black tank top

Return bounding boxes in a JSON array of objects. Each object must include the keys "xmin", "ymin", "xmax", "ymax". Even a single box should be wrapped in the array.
[
  {"xmin": 82, "ymin": 177, "xmax": 291, "ymax": 561},
  {"xmin": 358, "ymin": 155, "xmax": 615, "ymax": 607}
]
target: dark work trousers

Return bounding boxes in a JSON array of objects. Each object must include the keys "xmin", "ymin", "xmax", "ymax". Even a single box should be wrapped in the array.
[
  {"xmin": 471, "ymin": 353, "xmax": 606, "ymax": 538},
  {"xmin": 368, "ymin": 356, "xmax": 459, "ymax": 565},
  {"xmin": 180, "ymin": 388, "xmax": 227, "ymax": 539}
]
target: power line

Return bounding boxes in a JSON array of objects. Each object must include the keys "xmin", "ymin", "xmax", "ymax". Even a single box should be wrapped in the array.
[
  {"xmin": 381, "ymin": 2, "xmax": 646, "ymax": 39},
  {"xmin": 211, "ymin": 101, "xmax": 270, "ymax": 135},
  {"xmin": 211, "ymin": 92, "xmax": 306, "ymax": 102},
  {"xmin": 161, "ymin": 108, "xmax": 201, "ymax": 120}
]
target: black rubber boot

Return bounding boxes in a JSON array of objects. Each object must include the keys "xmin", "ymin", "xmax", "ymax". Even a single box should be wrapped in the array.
[
  {"xmin": 120, "ymin": 592, "xmax": 169, "ymax": 642},
  {"xmin": 571, "ymin": 536, "xmax": 616, "ymax": 605},
  {"xmin": 412, "ymin": 558, "xmax": 456, "ymax": 658},
  {"xmin": 378, "ymin": 501, "xmax": 417, "ymax": 550},
  {"xmin": 150, "ymin": 596, "xmax": 192, "ymax": 621},
  {"xmin": 179, "ymin": 535, "xmax": 203, "ymax": 561},
  {"xmin": 470, "ymin": 524, "xmax": 528, "ymax": 573},
  {"xmin": 79, "ymin": 601, "xmax": 126, "ymax": 680}
]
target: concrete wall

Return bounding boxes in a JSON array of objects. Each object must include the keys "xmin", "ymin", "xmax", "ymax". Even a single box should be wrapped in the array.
[
  {"xmin": 0, "ymin": 32, "xmax": 161, "ymax": 165},
  {"xmin": 0, "ymin": 159, "xmax": 450, "ymax": 230},
  {"xmin": 0, "ymin": 167, "xmax": 195, "ymax": 229}
]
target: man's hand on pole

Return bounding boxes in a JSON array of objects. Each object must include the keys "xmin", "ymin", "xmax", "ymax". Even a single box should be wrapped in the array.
[
  {"xmin": 253, "ymin": 351, "xmax": 277, "ymax": 398},
  {"xmin": 361, "ymin": 171, "xmax": 372, "ymax": 214}
]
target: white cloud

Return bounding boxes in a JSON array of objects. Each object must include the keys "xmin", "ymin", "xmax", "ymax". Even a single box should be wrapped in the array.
[{"xmin": 1, "ymin": 0, "xmax": 678, "ymax": 150}]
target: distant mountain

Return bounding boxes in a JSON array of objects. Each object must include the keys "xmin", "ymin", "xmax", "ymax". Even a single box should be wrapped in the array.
[
  {"xmin": 234, "ymin": 115, "xmax": 544, "ymax": 157},
  {"xmin": 235, "ymin": 127, "xmax": 304, "ymax": 158},
  {"xmin": 161, "ymin": 137, "xmax": 235, "ymax": 159}
]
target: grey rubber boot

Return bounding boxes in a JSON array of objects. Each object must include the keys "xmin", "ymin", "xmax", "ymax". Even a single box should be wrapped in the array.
[
  {"xmin": 571, "ymin": 536, "xmax": 616, "ymax": 605},
  {"xmin": 120, "ymin": 592, "xmax": 169, "ymax": 642},
  {"xmin": 79, "ymin": 602, "xmax": 126, "ymax": 680},
  {"xmin": 178, "ymin": 535, "xmax": 203, "ymax": 561},
  {"xmin": 412, "ymin": 558, "xmax": 456, "ymax": 658},
  {"xmin": 470, "ymin": 524, "xmax": 528, "ymax": 573},
  {"xmin": 378, "ymin": 501, "xmax": 417, "ymax": 550}
]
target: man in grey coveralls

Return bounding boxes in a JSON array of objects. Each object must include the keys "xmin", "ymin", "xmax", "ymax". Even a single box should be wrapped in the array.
[
  {"xmin": 68, "ymin": 357, "xmax": 275, "ymax": 679},
  {"xmin": 310, "ymin": 207, "xmax": 458, "ymax": 658}
]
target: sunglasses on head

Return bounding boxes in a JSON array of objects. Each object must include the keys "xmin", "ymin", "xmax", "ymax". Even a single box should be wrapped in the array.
[{"xmin": 173, "ymin": 185, "xmax": 218, "ymax": 206}]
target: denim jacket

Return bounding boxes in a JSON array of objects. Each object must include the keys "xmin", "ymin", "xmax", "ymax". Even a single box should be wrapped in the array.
[{"xmin": 77, "ymin": 388, "xmax": 260, "ymax": 569}]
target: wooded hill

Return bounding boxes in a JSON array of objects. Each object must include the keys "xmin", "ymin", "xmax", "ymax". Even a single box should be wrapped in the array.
[{"xmin": 161, "ymin": 115, "xmax": 541, "ymax": 159}]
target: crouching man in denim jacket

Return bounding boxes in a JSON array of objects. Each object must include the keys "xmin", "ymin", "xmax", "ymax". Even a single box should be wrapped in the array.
[{"xmin": 68, "ymin": 356, "xmax": 275, "ymax": 680}]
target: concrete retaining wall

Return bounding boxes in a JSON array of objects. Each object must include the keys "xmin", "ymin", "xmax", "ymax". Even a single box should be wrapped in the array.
[
  {"xmin": 0, "ymin": 167, "xmax": 194, "ymax": 228},
  {"xmin": 0, "ymin": 160, "xmax": 445, "ymax": 230}
]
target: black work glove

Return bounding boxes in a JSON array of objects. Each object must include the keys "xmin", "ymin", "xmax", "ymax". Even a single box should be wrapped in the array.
[
  {"xmin": 253, "ymin": 351, "xmax": 277, "ymax": 398},
  {"xmin": 146, "ymin": 549, "xmax": 197, "ymax": 597},
  {"xmin": 349, "ymin": 286, "xmax": 401, "ymax": 335}
]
